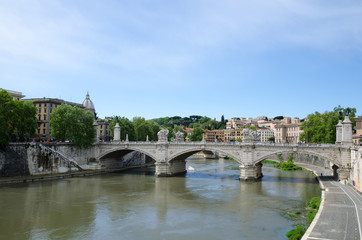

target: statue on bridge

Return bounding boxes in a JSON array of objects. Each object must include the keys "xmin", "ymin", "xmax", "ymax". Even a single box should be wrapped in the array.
[
  {"xmin": 157, "ymin": 129, "xmax": 169, "ymax": 142},
  {"xmin": 339, "ymin": 111, "xmax": 343, "ymax": 120},
  {"xmin": 242, "ymin": 128, "xmax": 261, "ymax": 143},
  {"xmin": 175, "ymin": 131, "xmax": 185, "ymax": 142}
]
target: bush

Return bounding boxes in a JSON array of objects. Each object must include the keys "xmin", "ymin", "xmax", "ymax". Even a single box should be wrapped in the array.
[
  {"xmin": 286, "ymin": 223, "xmax": 305, "ymax": 240},
  {"xmin": 306, "ymin": 197, "xmax": 321, "ymax": 226},
  {"xmin": 275, "ymin": 160, "xmax": 302, "ymax": 171}
]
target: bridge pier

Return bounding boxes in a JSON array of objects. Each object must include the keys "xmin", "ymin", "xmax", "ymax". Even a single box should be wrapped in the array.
[
  {"xmin": 155, "ymin": 161, "xmax": 186, "ymax": 177},
  {"xmin": 239, "ymin": 162, "xmax": 263, "ymax": 181}
]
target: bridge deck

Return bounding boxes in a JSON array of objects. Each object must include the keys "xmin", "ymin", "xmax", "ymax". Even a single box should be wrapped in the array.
[{"xmin": 297, "ymin": 163, "xmax": 362, "ymax": 240}]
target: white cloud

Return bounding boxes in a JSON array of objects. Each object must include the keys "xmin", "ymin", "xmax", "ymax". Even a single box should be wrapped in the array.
[{"xmin": 0, "ymin": 0, "xmax": 362, "ymax": 76}]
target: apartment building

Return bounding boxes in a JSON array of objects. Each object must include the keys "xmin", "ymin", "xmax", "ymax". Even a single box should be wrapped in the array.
[
  {"xmin": 258, "ymin": 129, "xmax": 275, "ymax": 142},
  {"xmin": 23, "ymin": 98, "xmax": 84, "ymax": 138},
  {"xmin": 274, "ymin": 117, "xmax": 303, "ymax": 143},
  {"xmin": 23, "ymin": 93, "xmax": 95, "ymax": 139}
]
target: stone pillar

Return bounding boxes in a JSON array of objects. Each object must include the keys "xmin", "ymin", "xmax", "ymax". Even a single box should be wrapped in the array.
[
  {"xmin": 114, "ymin": 122, "xmax": 120, "ymax": 141},
  {"xmin": 155, "ymin": 161, "xmax": 186, "ymax": 177},
  {"xmin": 93, "ymin": 120, "xmax": 99, "ymax": 142},
  {"xmin": 239, "ymin": 163, "xmax": 263, "ymax": 181},
  {"xmin": 336, "ymin": 120, "xmax": 343, "ymax": 144},
  {"xmin": 342, "ymin": 116, "xmax": 353, "ymax": 146}
]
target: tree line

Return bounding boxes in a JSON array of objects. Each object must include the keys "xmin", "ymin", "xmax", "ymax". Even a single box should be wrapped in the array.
[{"xmin": 0, "ymin": 89, "xmax": 358, "ymax": 149}]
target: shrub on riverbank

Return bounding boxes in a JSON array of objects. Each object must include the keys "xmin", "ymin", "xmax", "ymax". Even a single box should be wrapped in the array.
[
  {"xmin": 306, "ymin": 196, "xmax": 321, "ymax": 226},
  {"xmin": 275, "ymin": 160, "xmax": 302, "ymax": 170},
  {"xmin": 286, "ymin": 223, "xmax": 305, "ymax": 240},
  {"xmin": 275, "ymin": 153, "xmax": 302, "ymax": 170},
  {"xmin": 286, "ymin": 196, "xmax": 321, "ymax": 240}
]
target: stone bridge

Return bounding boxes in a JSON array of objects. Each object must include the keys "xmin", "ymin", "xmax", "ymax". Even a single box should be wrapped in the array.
[{"xmin": 93, "ymin": 141, "xmax": 352, "ymax": 180}]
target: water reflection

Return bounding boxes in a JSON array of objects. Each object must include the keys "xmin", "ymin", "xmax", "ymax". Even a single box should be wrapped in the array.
[{"xmin": 0, "ymin": 158, "xmax": 320, "ymax": 240}]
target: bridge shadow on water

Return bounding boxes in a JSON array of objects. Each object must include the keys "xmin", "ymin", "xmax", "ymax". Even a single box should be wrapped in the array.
[{"xmin": 262, "ymin": 174, "xmax": 336, "ymax": 184}]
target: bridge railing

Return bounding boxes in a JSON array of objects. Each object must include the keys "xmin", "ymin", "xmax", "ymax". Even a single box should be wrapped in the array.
[{"xmin": 96, "ymin": 141, "xmax": 343, "ymax": 148}]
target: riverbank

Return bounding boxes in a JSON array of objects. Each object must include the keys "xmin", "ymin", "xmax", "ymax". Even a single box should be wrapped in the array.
[
  {"xmin": 294, "ymin": 162, "xmax": 362, "ymax": 240},
  {"xmin": 0, "ymin": 163, "xmax": 154, "ymax": 185}
]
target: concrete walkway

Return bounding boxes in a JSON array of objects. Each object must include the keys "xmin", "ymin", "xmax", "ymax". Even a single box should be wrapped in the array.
[{"xmin": 296, "ymin": 163, "xmax": 362, "ymax": 240}]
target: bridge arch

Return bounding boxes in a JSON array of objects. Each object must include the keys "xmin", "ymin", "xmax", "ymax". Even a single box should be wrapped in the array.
[
  {"xmin": 253, "ymin": 149, "xmax": 342, "ymax": 167},
  {"xmin": 97, "ymin": 146, "xmax": 157, "ymax": 162},
  {"xmin": 168, "ymin": 147, "xmax": 242, "ymax": 164}
]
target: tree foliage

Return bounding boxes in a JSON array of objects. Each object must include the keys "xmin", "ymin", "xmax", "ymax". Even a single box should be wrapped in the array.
[
  {"xmin": 50, "ymin": 104, "xmax": 96, "ymax": 148},
  {"xmin": 0, "ymin": 90, "xmax": 37, "ymax": 146},
  {"xmin": 109, "ymin": 117, "xmax": 136, "ymax": 141},
  {"xmin": 109, "ymin": 116, "xmax": 160, "ymax": 141},
  {"xmin": 299, "ymin": 106, "xmax": 356, "ymax": 143},
  {"xmin": 189, "ymin": 127, "xmax": 205, "ymax": 141}
]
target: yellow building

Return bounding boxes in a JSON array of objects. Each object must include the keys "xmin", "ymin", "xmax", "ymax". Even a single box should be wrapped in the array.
[
  {"xmin": 23, "ymin": 93, "xmax": 95, "ymax": 139},
  {"xmin": 22, "ymin": 98, "xmax": 84, "ymax": 139}
]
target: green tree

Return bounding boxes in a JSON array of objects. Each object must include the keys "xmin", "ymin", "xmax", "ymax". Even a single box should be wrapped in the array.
[
  {"xmin": 109, "ymin": 116, "xmax": 136, "ymax": 141},
  {"xmin": 0, "ymin": 90, "xmax": 14, "ymax": 146},
  {"xmin": 147, "ymin": 120, "xmax": 161, "ymax": 141},
  {"xmin": 299, "ymin": 106, "xmax": 356, "ymax": 143},
  {"xmin": 13, "ymin": 100, "xmax": 37, "ymax": 141},
  {"xmin": 189, "ymin": 127, "xmax": 205, "ymax": 141},
  {"xmin": 0, "ymin": 90, "xmax": 37, "ymax": 146},
  {"xmin": 133, "ymin": 117, "xmax": 153, "ymax": 141},
  {"xmin": 50, "ymin": 104, "xmax": 96, "ymax": 148}
]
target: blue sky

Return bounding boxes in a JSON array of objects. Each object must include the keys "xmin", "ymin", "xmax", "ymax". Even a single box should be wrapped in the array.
[{"xmin": 1, "ymin": 0, "xmax": 362, "ymax": 120}]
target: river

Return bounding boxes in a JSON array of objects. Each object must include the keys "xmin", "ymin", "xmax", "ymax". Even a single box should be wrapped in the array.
[{"xmin": 0, "ymin": 158, "xmax": 320, "ymax": 240}]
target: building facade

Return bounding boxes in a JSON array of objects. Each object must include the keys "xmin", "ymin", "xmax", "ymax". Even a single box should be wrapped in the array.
[
  {"xmin": 353, "ymin": 116, "xmax": 362, "ymax": 145},
  {"xmin": 258, "ymin": 129, "xmax": 274, "ymax": 142},
  {"xmin": 1, "ymin": 88, "xmax": 25, "ymax": 100},
  {"xmin": 274, "ymin": 118, "xmax": 303, "ymax": 144},
  {"xmin": 23, "ymin": 93, "xmax": 95, "ymax": 139},
  {"xmin": 23, "ymin": 98, "xmax": 84, "ymax": 139}
]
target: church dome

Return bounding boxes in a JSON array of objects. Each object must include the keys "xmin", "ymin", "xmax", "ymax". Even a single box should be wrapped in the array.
[{"xmin": 82, "ymin": 92, "xmax": 95, "ymax": 112}]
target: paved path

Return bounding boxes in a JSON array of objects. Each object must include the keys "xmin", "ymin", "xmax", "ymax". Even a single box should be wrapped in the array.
[{"xmin": 296, "ymin": 163, "xmax": 362, "ymax": 240}]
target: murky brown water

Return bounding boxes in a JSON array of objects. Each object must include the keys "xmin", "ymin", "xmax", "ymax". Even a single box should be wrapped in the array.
[{"xmin": 0, "ymin": 158, "xmax": 320, "ymax": 240}]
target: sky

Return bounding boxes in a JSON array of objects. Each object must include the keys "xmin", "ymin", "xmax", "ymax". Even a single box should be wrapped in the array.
[{"xmin": 1, "ymin": 0, "xmax": 362, "ymax": 120}]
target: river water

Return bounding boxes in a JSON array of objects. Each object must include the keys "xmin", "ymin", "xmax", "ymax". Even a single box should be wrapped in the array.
[{"xmin": 0, "ymin": 158, "xmax": 320, "ymax": 240}]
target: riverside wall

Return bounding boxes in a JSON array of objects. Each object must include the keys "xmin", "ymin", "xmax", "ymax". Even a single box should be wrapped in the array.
[
  {"xmin": 0, "ymin": 143, "xmax": 150, "ymax": 178},
  {"xmin": 349, "ymin": 146, "xmax": 362, "ymax": 192}
]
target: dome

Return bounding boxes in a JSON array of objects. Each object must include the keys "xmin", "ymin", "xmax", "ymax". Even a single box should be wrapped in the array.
[{"xmin": 82, "ymin": 92, "xmax": 95, "ymax": 112}]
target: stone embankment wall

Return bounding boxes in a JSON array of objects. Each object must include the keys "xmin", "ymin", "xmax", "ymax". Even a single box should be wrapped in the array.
[
  {"xmin": 0, "ymin": 143, "xmax": 152, "ymax": 178},
  {"xmin": 0, "ymin": 145, "xmax": 29, "ymax": 177},
  {"xmin": 349, "ymin": 146, "xmax": 362, "ymax": 192}
]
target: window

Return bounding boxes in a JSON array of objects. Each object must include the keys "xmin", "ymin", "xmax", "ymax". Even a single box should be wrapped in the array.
[
  {"xmin": 50, "ymin": 109, "xmax": 52, "ymax": 113},
  {"xmin": 39, "ymin": 104, "xmax": 41, "ymax": 107},
  {"xmin": 43, "ymin": 129, "xmax": 45, "ymax": 134},
  {"xmin": 38, "ymin": 115, "xmax": 41, "ymax": 121},
  {"xmin": 43, "ymin": 123, "xmax": 46, "ymax": 128},
  {"xmin": 50, "ymin": 104, "xmax": 52, "ymax": 107},
  {"xmin": 38, "ymin": 129, "xmax": 40, "ymax": 134},
  {"xmin": 44, "ymin": 115, "xmax": 46, "ymax": 121},
  {"xmin": 44, "ymin": 108, "xmax": 46, "ymax": 113},
  {"xmin": 39, "ymin": 108, "xmax": 41, "ymax": 113},
  {"xmin": 44, "ymin": 104, "xmax": 47, "ymax": 107}
]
